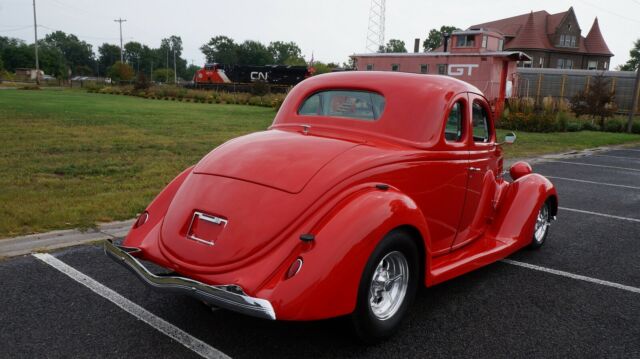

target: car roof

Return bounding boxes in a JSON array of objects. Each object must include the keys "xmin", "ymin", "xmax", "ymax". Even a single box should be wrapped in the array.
[{"xmin": 272, "ymin": 71, "xmax": 486, "ymax": 147}]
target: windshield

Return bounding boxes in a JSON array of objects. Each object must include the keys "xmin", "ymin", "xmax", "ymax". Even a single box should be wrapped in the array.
[{"xmin": 298, "ymin": 90, "xmax": 385, "ymax": 121}]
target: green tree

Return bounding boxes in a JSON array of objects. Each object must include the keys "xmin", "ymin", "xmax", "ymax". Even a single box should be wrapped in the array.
[
  {"xmin": 268, "ymin": 41, "xmax": 305, "ymax": 65},
  {"xmin": 108, "ymin": 61, "xmax": 135, "ymax": 82},
  {"xmin": 423, "ymin": 25, "xmax": 460, "ymax": 51},
  {"xmin": 43, "ymin": 31, "xmax": 94, "ymax": 76},
  {"xmin": 571, "ymin": 74, "xmax": 616, "ymax": 131},
  {"xmin": 200, "ymin": 35, "xmax": 238, "ymax": 64},
  {"xmin": 98, "ymin": 43, "xmax": 121, "ymax": 76},
  {"xmin": 618, "ymin": 38, "xmax": 639, "ymax": 71},
  {"xmin": 152, "ymin": 68, "xmax": 175, "ymax": 83},
  {"xmin": 236, "ymin": 40, "xmax": 273, "ymax": 65},
  {"xmin": 184, "ymin": 64, "xmax": 200, "ymax": 81},
  {"xmin": 311, "ymin": 61, "xmax": 338, "ymax": 75},
  {"xmin": 382, "ymin": 39, "xmax": 407, "ymax": 53}
]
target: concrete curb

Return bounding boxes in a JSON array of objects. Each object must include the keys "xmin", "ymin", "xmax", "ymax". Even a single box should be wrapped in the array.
[{"xmin": 0, "ymin": 219, "xmax": 134, "ymax": 258}]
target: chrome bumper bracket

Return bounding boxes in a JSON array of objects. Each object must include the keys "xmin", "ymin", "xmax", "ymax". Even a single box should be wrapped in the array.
[{"xmin": 104, "ymin": 239, "xmax": 276, "ymax": 320}]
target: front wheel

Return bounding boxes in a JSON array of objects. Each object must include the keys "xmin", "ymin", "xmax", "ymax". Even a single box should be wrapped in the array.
[
  {"xmin": 351, "ymin": 230, "xmax": 419, "ymax": 343},
  {"xmin": 529, "ymin": 200, "xmax": 551, "ymax": 249}
]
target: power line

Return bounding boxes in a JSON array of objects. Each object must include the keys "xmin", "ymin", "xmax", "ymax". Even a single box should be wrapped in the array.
[{"xmin": 578, "ymin": 0, "xmax": 640, "ymax": 23}]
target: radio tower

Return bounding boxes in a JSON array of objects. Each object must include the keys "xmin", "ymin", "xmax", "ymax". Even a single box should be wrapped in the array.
[{"xmin": 366, "ymin": 0, "xmax": 386, "ymax": 52}]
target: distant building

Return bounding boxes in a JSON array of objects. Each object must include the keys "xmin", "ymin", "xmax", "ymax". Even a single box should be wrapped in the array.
[
  {"xmin": 470, "ymin": 7, "xmax": 613, "ymax": 70},
  {"xmin": 14, "ymin": 68, "xmax": 44, "ymax": 81},
  {"xmin": 352, "ymin": 29, "xmax": 529, "ymax": 109}
]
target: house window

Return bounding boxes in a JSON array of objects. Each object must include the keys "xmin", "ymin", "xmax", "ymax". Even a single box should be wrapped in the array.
[
  {"xmin": 559, "ymin": 35, "xmax": 577, "ymax": 48},
  {"xmin": 588, "ymin": 60, "xmax": 598, "ymax": 70},
  {"xmin": 518, "ymin": 60, "xmax": 532, "ymax": 68},
  {"xmin": 366, "ymin": 64, "xmax": 374, "ymax": 71},
  {"xmin": 498, "ymin": 39, "xmax": 504, "ymax": 51},
  {"xmin": 482, "ymin": 35, "xmax": 488, "ymax": 48},
  {"xmin": 539, "ymin": 57, "xmax": 544, "ymax": 68},
  {"xmin": 391, "ymin": 64, "xmax": 400, "ymax": 72},
  {"xmin": 437, "ymin": 64, "xmax": 447, "ymax": 74},
  {"xmin": 456, "ymin": 35, "xmax": 475, "ymax": 47},
  {"xmin": 557, "ymin": 59, "xmax": 573, "ymax": 69},
  {"xmin": 420, "ymin": 64, "xmax": 429, "ymax": 74}
]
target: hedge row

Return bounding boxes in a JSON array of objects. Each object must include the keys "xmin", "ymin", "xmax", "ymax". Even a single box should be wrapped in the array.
[{"xmin": 87, "ymin": 85, "xmax": 285, "ymax": 110}]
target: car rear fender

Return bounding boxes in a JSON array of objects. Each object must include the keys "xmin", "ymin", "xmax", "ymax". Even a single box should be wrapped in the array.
[
  {"xmin": 257, "ymin": 186, "xmax": 430, "ymax": 320},
  {"xmin": 488, "ymin": 173, "xmax": 558, "ymax": 244},
  {"xmin": 123, "ymin": 166, "xmax": 194, "ymax": 249}
]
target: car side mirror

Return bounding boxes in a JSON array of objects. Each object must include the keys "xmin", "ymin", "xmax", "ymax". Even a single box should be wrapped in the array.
[{"xmin": 501, "ymin": 132, "xmax": 516, "ymax": 145}]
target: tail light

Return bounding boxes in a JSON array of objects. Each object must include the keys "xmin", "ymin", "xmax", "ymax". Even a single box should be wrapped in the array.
[
  {"xmin": 286, "ymin": 258, "xmax": 303, "ymax": 279},
  {"xmin": 133, "ymin": 211, "xmax": 149, "ymax": 229}
]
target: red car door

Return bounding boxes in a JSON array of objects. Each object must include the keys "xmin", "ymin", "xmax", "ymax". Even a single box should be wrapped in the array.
[
  {"xmin": 417, "ymin": 96, "xmax": 470, "ymax": 256},
  {"xmin": 451, "ymin": 95, "xmax": 501, "ymax": 249}
]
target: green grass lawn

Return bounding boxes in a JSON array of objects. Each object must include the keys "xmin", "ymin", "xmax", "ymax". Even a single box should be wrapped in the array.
[{"xmin": 1, "ymin": 89, "xmax": 639, "ymax": 238}]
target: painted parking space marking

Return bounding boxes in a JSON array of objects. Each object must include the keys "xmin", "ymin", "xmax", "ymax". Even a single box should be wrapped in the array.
[
  {"xmin": 33, "ymin": 253, "xmax": 230, "ymax": 359},
  {"xmin": 545, "ymin": 176, "xmax": 640, "ymax": 190},
  {"xmin": 502, "ymin": 259, "xmax": 640, "ymax": 295},
  {"xmin": 560, "ymin": 207, "xmax": 640, "ymax": 223},
  {"xmin": 548, "ymin": 160, "xmax": 640, "ymax": 172}
]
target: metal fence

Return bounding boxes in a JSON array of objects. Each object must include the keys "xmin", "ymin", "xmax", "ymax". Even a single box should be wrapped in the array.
[{"xmin": 516, "ymin": 68, "xmax": 639, "ymax": 114}]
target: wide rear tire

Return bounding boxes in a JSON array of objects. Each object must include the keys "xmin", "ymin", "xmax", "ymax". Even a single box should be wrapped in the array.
[{"xmin": 351, "ymin": 230, "xmax": 419, "ymax": 343}]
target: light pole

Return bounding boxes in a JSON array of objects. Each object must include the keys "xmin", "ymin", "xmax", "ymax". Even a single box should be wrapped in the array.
[{"xmin": 173, "ymin": 47, "xmax": 177, "ymax": 84}]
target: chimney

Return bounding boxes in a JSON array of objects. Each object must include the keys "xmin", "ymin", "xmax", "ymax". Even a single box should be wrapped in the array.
[
  {"xmin": 443, "ymin": 33, "xmax": 450, "ymax": 52},
  {"xmin": 414, "ymin": 38, "xmax": 420, "ymax": 53}
]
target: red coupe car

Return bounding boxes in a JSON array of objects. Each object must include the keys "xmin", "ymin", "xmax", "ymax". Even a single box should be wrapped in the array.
[{"xmin": 106, "ymin": 72, "xmax": 557, "ymax": 342}]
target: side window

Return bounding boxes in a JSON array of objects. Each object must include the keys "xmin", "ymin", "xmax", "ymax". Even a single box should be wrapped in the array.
[
  {"xmin": 472, "ymin": 102, "xmax": 490, "ymax": 143},
  {"xmin": 444, "ymin": 102, "xmax": 464, "ymax": 142}
]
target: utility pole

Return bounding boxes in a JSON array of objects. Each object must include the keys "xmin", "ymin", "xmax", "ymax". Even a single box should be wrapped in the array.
[
  {"xmin": 150, "ymin": 61, "xmax": 153, "ymax": 82},
  {"xmin": 166, "ymin": 48, "xmax": 169, "ymax": 84},
  {"xmin": 32, "ymin": 0, "xmax": 40, "ymax": 85},
  {"xmin": 173, "ymin": 47, "xmax": 177, "ymax": 84},
  {"xmin": 113, "ymin": 18, "xmax": 126, "ymax": 63},
  {"xmin": 628, "ymin": 67, "xmax": 640, "ymax": 133}
]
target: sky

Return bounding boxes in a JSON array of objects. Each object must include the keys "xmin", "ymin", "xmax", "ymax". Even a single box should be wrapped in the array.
[{"xmin": 0, "ymin": 0, "xmax": 638, "ymax": 68}]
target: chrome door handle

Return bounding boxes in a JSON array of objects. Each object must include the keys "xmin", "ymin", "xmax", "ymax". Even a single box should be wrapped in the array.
[{"xmin": 468, "ymin": 167, "xmax": 481, "ymax": 172}]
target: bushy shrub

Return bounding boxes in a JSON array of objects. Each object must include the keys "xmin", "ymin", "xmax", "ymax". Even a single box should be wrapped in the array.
[
  {"xmin": 566, "ymin": 122, "xmax": 582, "ymax": 132},
  {"xmin": 604, "ymin": 118, "xmax": 625, "ymax": 132},
  {"xmin": 581, "ymin": 122, "xmax": 598, "ymax": 131}
]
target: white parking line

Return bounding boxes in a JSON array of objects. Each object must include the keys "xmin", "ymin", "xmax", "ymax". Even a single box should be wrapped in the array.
[
  {"xmin": 560, "ymin": 207, "xmax": 640, "ymax": 223},
  {"xmin": 549, "ymin": 161, "xmax": 640, "ymax": 172},
  {"xmin": 545, "ymin": 176, "xmax": 640, "ymax": 190},
  {"xmin": 33, "ymin": 253, "xmax": 230, "ymax": 359},
  {"xmin": 502, "ymin": 259, "xmax": 640, "ymax": 294}
]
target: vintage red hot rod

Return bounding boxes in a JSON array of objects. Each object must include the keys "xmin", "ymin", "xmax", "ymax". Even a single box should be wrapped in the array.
[{"xmin": 105, "ymin": 72, "xmax": 557, "ymax": 341}]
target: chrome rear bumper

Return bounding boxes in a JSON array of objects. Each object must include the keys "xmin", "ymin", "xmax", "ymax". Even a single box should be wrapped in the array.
[{"xmin": 104, "ymin": 239, "xmax": 276, "ymax": 320}]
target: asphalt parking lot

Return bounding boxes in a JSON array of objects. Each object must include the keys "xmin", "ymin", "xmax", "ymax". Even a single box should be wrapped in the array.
[{"xmin": 2, "ymin": 147, "xmax": 640, "ymax": 358}]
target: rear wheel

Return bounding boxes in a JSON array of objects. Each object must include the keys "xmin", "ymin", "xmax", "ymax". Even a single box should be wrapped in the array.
[
  {"xmin": 530, "ymin": 200, "xmax": 551, "ymax": 249},
  {"xmin": 351, "ymin": 230, "xmax": 419, "ymax": 343}
]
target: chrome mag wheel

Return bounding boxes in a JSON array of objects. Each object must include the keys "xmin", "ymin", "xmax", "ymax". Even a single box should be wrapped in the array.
[
  {"xmin": 369, "ymin": 251, "xmax": 409, "ymax": 320},
  {"xmin": 533, "ymin": 202, "xmax": 550, "ymax": 245}
]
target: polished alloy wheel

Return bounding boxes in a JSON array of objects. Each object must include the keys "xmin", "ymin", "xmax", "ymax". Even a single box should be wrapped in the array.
[
  {"xmin": 533, "ymin": 203, "xmax": 550, "ymax": 244},
  {"xmin": 368, "ymin": 251, "xmax": 409, "ymax": 320}
]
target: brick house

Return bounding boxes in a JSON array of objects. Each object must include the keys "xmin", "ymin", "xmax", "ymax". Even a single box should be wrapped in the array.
[{"xmin": 470, "ymin": 7, "xmax": 613, "ymax": 70}]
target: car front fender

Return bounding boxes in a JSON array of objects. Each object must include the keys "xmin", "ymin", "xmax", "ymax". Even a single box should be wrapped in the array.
[
  {"xmin": 488, "ymin": 173, "xmax": 558, "ymax": 245},
  {"xmin": 256, "ymin": 185, "xmax": 429, "ymax": 320}
]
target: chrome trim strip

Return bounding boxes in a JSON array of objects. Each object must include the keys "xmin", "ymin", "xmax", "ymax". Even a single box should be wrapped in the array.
[{"xmin": 104, "ymin": 239, "xmax": 276, "ymax": 320}]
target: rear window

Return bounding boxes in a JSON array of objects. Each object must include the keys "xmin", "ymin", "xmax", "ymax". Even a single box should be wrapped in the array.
[{"xmin": 298, "ymin": 90, "xmax": 385, "ymax": 121}]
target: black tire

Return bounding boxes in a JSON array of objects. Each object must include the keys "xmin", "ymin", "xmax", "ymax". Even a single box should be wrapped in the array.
[
  {"xmin": 351, "ymin": 230, "xmax": 420, "ymax": 343},
  {"xmin": 529, "ymin": 200, "xmax": 551, "ymax": 249}
]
